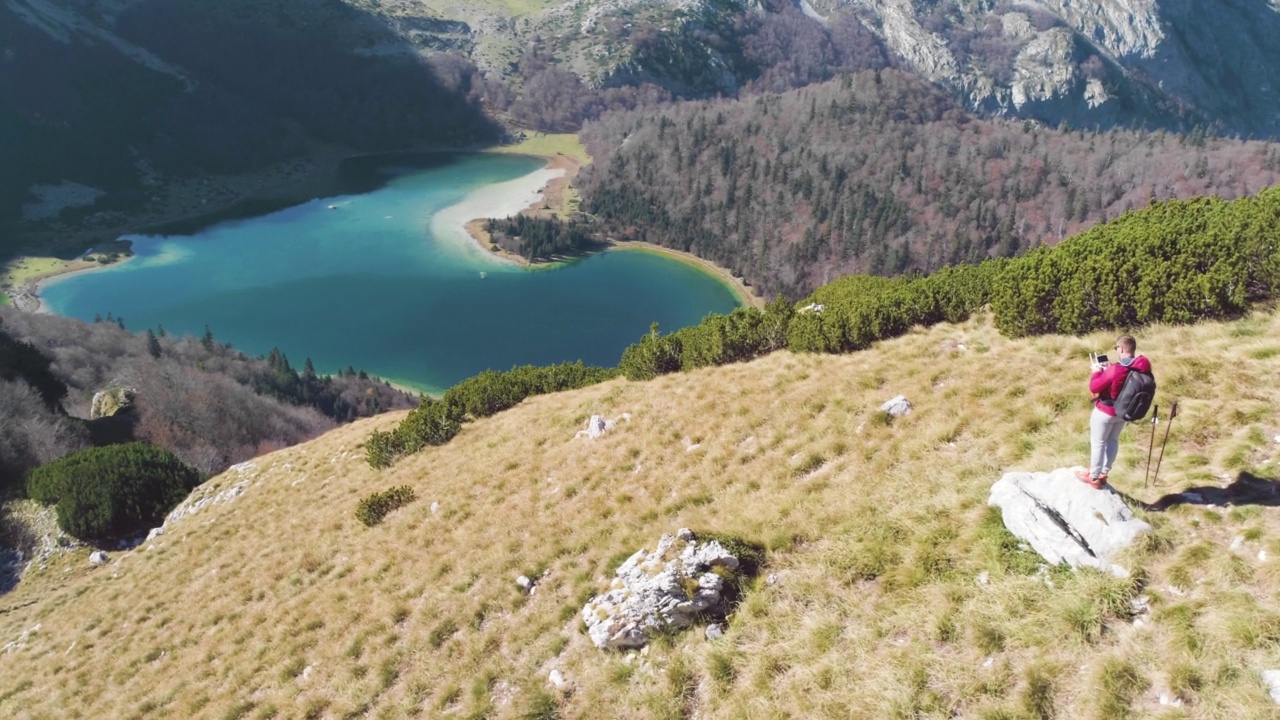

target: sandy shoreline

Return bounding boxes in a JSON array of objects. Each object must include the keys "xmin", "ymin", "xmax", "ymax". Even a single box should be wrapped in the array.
[{"xmin": 449, "ymin": 153, "xmax": 764, "ymax": 308}]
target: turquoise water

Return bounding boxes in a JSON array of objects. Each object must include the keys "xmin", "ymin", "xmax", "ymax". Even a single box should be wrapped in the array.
[{"xmin": 42, "ymin": 154, "xmax": 741, "ymax": 393}]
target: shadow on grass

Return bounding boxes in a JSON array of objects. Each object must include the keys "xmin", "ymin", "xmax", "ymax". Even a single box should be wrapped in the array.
[{"xmin": 1120, "ymin": 471, "xmax": 1280, "ymax": 511}]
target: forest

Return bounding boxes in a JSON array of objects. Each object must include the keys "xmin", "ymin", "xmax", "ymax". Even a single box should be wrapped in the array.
[
  {"xmin": 484, "ymin": 215, "xmax": 601, "ymax": 262},
  {"xmin": 0, "ymin": 308, "xmax": 416, "ymax": 488},
  {"xmin": 577, "ymin": 69, "xmax": 1280, "ymax": 299}
]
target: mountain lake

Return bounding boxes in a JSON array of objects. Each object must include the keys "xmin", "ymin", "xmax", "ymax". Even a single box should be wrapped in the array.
[{"xmin": 41, "ymin": 153, "xmax": 743, "ymax": 394}]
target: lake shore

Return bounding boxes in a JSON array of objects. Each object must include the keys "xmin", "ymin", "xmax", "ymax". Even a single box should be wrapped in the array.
[
  {"xmin": 1, "ymin": 252, "xmax": 134, "ymax": 315},
  {"xmin": 604, "ymin": 242, "xmax": 765, "ymax": 309},
  {"xmin": 452, "ymin": 150, "xmax": 764, "ymax": 309}
]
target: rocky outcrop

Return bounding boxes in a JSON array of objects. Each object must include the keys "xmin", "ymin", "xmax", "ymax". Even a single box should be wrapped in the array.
[
  {"xmin": 988, "ymin": 467, "xmax": 1152, "ymax": 575},
  {"xmin": 90, "ymin": 385, "xmax": 134, "ymax": 419},
  {"xmin": 820, "ymin": 0, "xmax": 1280, "ymax": 137},
  {"xmin": 582, "ymin": 529, "xmax": 741, "ymax": 649}
]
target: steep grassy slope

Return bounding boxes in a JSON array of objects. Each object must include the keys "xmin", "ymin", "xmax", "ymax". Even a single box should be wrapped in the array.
[{"xmin": 2, "ymin": 308, "xmax": 1279, "ymax": 718}]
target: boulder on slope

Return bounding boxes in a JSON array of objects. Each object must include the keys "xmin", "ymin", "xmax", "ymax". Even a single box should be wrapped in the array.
[{"xmin": 988, "ymin": 467, "xmax": 1152, "ymax": 575}]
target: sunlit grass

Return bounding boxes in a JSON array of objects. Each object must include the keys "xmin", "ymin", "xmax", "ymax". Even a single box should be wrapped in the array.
[
  {"xmin": 487, "ymin": 132, "xmax": 591, "ymax": 165},
  {"xmin": 2, "ymin": 308, "xmax": 1280, "ymax": 717}
]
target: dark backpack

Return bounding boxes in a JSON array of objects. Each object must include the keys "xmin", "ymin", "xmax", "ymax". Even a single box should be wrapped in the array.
[{"xmin": 1111, "ymin": 365, "xmax": 1156, "ymax": 422}]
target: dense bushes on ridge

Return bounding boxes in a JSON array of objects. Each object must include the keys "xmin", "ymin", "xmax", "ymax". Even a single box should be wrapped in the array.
[
  {"xmin": 26, "ymin": 442, "xmax": 201, "ymax": 540},
  {"xmin": 366, "ymin": 362, "xmax": 617, "ymax": 468},
  {"xmin": 992, "ymin": 188, "xmax": 1280, "ymax": 336},
  {"xmin": 620, "ymin": 185, "xmax": 1280, "ymax": 377}
]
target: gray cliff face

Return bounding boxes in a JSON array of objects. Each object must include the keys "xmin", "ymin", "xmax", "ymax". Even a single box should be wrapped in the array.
[{"xmin": 814, "ymin": 0, "xmax": 1280, "ymax": 135}]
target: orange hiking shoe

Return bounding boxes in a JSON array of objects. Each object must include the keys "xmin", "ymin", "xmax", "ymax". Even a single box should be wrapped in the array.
[{"xmin": 1075, "ymin": 469, "xmax": 1105, "ymax": 490}]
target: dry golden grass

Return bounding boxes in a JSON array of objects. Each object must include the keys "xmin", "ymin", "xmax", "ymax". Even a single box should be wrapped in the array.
[{"xmin": 3, "ymin": 308, "xmax": 1280, "ymax": 719}]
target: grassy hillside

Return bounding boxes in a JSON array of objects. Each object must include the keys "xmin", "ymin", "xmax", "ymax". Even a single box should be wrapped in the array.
[{"xmin": 2, "ymin": 307, "xmax": 1279, "ymax": 718}]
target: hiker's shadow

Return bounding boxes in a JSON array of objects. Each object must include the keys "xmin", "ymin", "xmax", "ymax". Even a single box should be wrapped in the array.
[{"xmin": 1115, "ymin": 471, "xmax": 1280, "ymax": 511}]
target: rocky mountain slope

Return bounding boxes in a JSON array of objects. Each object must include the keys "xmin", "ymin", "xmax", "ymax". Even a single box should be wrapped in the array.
[
  {"xmin": 387, "ymin": 0, "xmax": 1280, "ymax": 137},
  {"xmin": 2, "ymin": 305, "xmax": 1279, "ymax": 718}
]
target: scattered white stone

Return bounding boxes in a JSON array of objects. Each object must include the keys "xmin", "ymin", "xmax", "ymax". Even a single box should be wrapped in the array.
[
  {"xmin": 798, "ymin": 302, "xmax": 825, "ymax": 314},
  {"xmin": 766, "ymin": 573, "xmax": 779, "ymax": 586},
  {"xmin": 2, "ymin": 624, "xmax": 41, "ymax": 655},
  {"xmin": 300, "ymin": 665, "xmax": 314, "ymax": 683},
  {"xmin": 1260, "ymin": 550, "xmax": 1269, "ymax": 562},
  {"xmin": 981, "ymin": 656, "xmax": 995, "ymax": 669},
  {"xmin": 976, "ymin": 571, "xmax": 990, "ymax": 586},
  {"xmin": 685, "ymin": 443, "xmax": 701, "ymax": 452},
  {"xmin": 705, "ymin": 624, "xmax": 724, "ymax": 641},
  {"xmin": 548, "ymin": 669, "xmax": 569, "ymax": 690},
  {"xmin": 430, "ymin": 502, "xmax": 440, "ymax": 514},
  {"xmin": 1262, "ymin": 669, "xmax": 1280, "ymax": 704},
  {"xmin": 1231, "ymin": 535, "xmax": 1245, "ymax": 551},
  {"xmin": 988, "ymin": 468, "xmax": 1152, "ymax": 574},
  {"xmin": 879, "ymin": 395, "xmax": 912, "ymax": 417},
  {"xmin": 1274, "ymin": 434, "xmax": 1280, "ymax": 444},
  {"xmin": 89, "ymin": 551, "xmax": 108, "ymax": 565},
  {"xmin": 575, "ymin": 413, "xmax": 631, "ymax": 440},
  {"xmin": 516, "ymin": 575, "xmax": 533, "ymax": 591},
  {"xmin": 146, "ymin": 527, "xmax": 164, "ymax": 542},
  {"xmin": 1159, "ymin": 692, "xmax": 1184, "ymax": 707}
]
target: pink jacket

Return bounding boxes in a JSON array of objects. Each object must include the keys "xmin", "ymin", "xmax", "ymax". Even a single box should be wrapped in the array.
[{"xmin": 1090, "ymin": 355, "xmax": 1152, "ymax": 416}]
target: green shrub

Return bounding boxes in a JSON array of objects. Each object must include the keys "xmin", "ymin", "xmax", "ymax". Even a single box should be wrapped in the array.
[
  {"xmin": 26, "ymin": 442, "xmax": 201, "ymax": 540},
  {"xmin": 356, "ymin": 485, "xmax": 416, "ymax": 527},
  {"xmin": 993, "ymin": 188, "xmax": 1280, "ymax": 336},
  {"xmin": 367, "ymin": 362, "xmax": 615, "ymax": 469}
]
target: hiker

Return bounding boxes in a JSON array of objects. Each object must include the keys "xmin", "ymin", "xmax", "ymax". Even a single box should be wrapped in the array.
[{"xmin": 1076, "ymin": 335, "xmax": 1153, "ymax": 489}]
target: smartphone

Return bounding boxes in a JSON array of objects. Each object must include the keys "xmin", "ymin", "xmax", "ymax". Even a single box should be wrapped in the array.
[{"xmin": 1096, "ymin": 354, "xmax": 1109, "ymax": 364}]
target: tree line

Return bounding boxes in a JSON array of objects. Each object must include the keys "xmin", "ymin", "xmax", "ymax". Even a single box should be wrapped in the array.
[{"xmin": 576, "ymin": 69, "xmax": 1280, "ymax": 299}]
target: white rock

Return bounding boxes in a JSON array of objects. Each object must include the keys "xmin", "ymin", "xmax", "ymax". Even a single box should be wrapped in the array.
[
  {"xmin": 705, "ymin": 624, "xmax": 724, "ymax": 641},
  {"xmin": 1262, "ymin": 669, "xmax": 1280, "ymax": 704},
  {"xmin": 430, "ymin": 502, "xmax": 440, "ymax": 514},
  {"xmin": 976, "ymin": 571, "xmax": 990, "ymax": 586},
  {"xmin": 516, "ymin": 575, "xmax": 533, "ymax": 591},
  {"xmin": 89, "ymin": 551, "xmax": 108, "ymax": 565},
  {"xmin": 548, "ymin": 669, "xmax": 569, "ymax": 690},
  {"xmin": 1158, "ymin": 692, "xmax": 1183, "ymax": 707},
  {"xmin": 1260, "ymin": 550, "xmax": 1269, "ymax": 562},
  {"xmin": 879, "ymin": 395, "xmax": 912, "ymax": 417},
  {"xmin": 146, "ymin": 527, "xmax": 164, "ymax": 542},
  {"xmin": 989, "ymin": 468, "xmax": 1152, "ymax": 573},
  {"xmin": 1230, "ymin": 535, "xmax": 1245, "ymax": 551}
]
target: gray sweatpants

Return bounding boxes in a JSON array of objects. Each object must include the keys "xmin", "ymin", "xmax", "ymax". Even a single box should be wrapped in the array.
[{"xmin": 1089, "ymin": 407, "xmax": 1126, "ymax": 477}]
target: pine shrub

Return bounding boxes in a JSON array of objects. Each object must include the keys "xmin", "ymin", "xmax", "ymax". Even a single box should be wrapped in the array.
[
  {"xmin": 26, "ymin": 442, "xmax": 201, "ymax": 540},
  {"xmin": 356, "ymin": 485, "xmax": 416, "ymax": 527}
]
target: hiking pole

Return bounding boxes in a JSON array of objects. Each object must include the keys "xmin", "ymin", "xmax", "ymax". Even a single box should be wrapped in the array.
[
  {"xmin": 1144, "ymin": 405, "xmax": 1159, "ymax": 488},
  {"xmin": 1151, "ymin": 401, "xmax": 1178, "ymax": 487}
]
